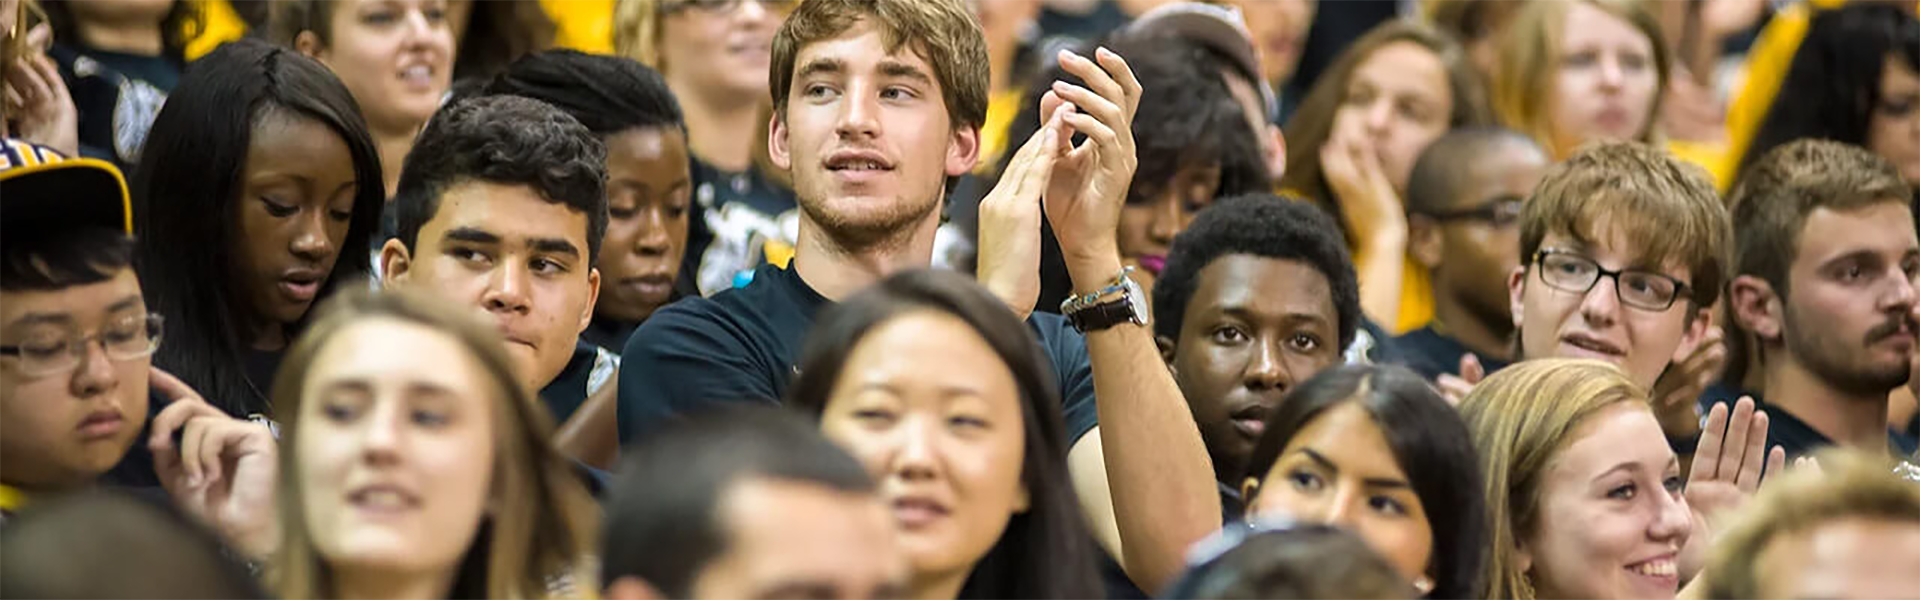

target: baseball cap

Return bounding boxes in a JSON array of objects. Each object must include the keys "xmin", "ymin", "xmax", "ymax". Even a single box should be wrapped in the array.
[
  {"xmin": 0, "ymin": 138, "xmax": 133, "ymax": 237},
  {"xmin": 1124, "ymin": 2, "xmax": 1279, "ymax": 122}
]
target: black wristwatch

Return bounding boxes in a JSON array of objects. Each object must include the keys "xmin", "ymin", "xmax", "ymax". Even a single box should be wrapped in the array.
[{"xmin": 1061, "ymin": 267, "xmax": 1148, "ymax": 332}]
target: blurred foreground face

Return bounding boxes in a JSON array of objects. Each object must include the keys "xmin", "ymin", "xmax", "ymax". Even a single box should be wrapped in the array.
[
  {"xmin": 1753, "ymin": 517, "xmax": 1920, "ymax": 600},
  {"xmin": 666, "ymin": 477, "xmax": 908, "ymax": 600},
  {"xmin": 818, "ymin": 311, "xmax": 1028, "ymax": 589},
  {"xmin": 295, "ymin": 317, "xmax": 496, "ymax": 577}
]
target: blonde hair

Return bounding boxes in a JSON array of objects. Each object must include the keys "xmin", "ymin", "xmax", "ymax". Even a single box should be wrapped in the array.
[
  {"xmin": 1457, "ymin": 359, "xmax": 1650, "ymax": 600},
  {"xmin": 1491, "ymin": 0, "xmax": 1670, "ymax": 160},
  {"xmin": 1703, "ymin": 451, "xmax": 1920, "ymax": 599},
  {"xmin": 611, "ymin": 0, "xmax": 664, "ymax": 68},
  {"xmin": 268, "ymin": 290, "xmax": 599, "ymax": 599}
]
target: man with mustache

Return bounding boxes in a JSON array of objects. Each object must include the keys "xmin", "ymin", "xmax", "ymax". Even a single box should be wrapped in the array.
[{"xmin": 1720, "ymin": 139, "xmax": 1920, "ymax": 459}]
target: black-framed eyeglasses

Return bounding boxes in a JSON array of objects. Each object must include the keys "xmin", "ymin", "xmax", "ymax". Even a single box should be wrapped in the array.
[
  {"xmin": 0, "ymin": 313, "xmax": 164, "ymax": 377},
  {"xmin": 1531, "ymin": 249, "xmax": 1690, "ymax": 311},
  {"xmin": 1414, "ymin": 194, "xmax": 1523, "ymax": 227},
  {"xmin": 663, "ymin": 0, "xmax": 795, "ymax": 14}
]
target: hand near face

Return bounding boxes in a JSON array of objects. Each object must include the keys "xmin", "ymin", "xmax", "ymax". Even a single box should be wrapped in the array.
[
  {"xmin": 1652, "ymin": 326, "xmax": 1725, "ymax": 439},
  {"xmin": 1678, "ymin": 396, "xmax": 1785, "ymax": 577},
  {"xmin": 3, "ymin": 24, "xmax": 79, "ymax": 156},
  {"xmin": 1435, "ymin": 354, "xmax": 1484, "ymax": 406},
  {"xmin": 149, "ymin": 367, "xmax": 281, "ymax": 561},
  {"xmin": 1318, "ymin": 126, "xmax": 1403, "ymax": 247},
  {"xmin": 975, "ymin": 104, "xmax": 1067, "ymax": 318},
  {"xmin": 1038, "ymin": 47, "xmax": 1142, "ymax": 286}
]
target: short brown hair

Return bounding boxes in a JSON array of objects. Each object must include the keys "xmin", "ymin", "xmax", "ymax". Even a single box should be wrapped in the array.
[
  {"xmin": 769, "ymin": 0, "xmax": 988, "ymax": 130},
  {"xmin": 1730, "ymin": 139, "xmax": 1913, "ymax": 294},
  {"xmin": 1458, "ymin": 359, "xmax": 1649, "ymax": 600},
  {"xmin": 1519, "ymin": 141, "xmax": 1732, "ymax": 307},
  {"xmin": 1702, "ymin": 450, "xmax": 1920, "ymax": 600}
]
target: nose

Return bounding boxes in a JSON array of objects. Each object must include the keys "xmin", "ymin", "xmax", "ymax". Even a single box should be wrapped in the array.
[
  {"xmin": 358, "ymin": 400, "xmax": 405, "ymax": 468},
  {"xmin": 1148, "ymin": 195, "xmax": 1184, "ymax": 244},
  {"xmin": 1577, "ymin": 275, "xmax": 1622, "ymax": 329},
  {"xmin": 1648, "ymin": 489, "xmax": 1692, "ymax": 546},
  {"xmin": 68, "ymin": 338, "xmax": 120, "ymax": 399},
  {"xmin": 1363, "ymin": 97, "xmax": 1393, "ymax": 136},
  {"xmin": 290, "ymin": 210, "xmax": 335, "ymax": 262},
  {"xmin": 1879, "ymin": 270, "xmax": 1917, "ymax": 314},
  {"xmin": 1315, "ymin": 483, "xmax": 1358, "ymax": 527},
  {"xmin": 635, "ymin": 211, "xmax": 673, "ymax": 258},
  {"xmin": 835, "ymin": 90, "xmax": 880, "ymax": 141},
  {"xmin": 737, "ymin": 0, "xmax": 772, "ymax": 22},
  {"xmin": 1598, "ymin": 54, "xmax": 1625, "ymax": 92},
  {"xmin": 1242, "ymin": 335, "xmax": 1295, "ymax": 395},
  {"xmin": 481, "ymin": 260, "xmax": 532, "ymax": 316},
  {"xmin": 891, "ymin": 415, "xmax": 942, "ymax": 484}
]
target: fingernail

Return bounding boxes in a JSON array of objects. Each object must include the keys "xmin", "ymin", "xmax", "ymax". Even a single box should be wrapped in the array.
[{"xmin": 1096, "ymin": 46, "xmax": 1113, "ymax": 58}]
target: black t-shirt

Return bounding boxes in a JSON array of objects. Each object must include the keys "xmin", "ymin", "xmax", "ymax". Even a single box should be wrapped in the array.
[
  {"xmin": 1700, "ymin": 386, "xmax": 1920, "ymax": 460},
  {"xmin": 618, "ymin": 262, "xmax": 1100, "ymax": 446},
  {"xmin": 679, "ymin": 156, "xmax": 801, "ymax": 296},
  {"xmin": 538, "ymin": 341, "xmax": 617, "ymax": 426},
  {"xmin": 49, "ymin": 44, "xmax": 178, "ymax": 173},
  {"xmin": 580, "ymin": 318, "xmax": 638, "ymax": 355},
  {"xmin": 1392, "ymin": 325, "xmax": 1512, "ymax": 381}
]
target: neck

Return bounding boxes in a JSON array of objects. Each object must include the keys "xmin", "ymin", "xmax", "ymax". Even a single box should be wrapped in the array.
[
  {"xmin": 375, "ymin": 127, "xmax": 418, "ymax": 199},
  {"xmin": 74, "ymin": 18, "xmax": 165, "ymax": 56},
  {"xmin": 908, "ymin": 569, "xmax": 971, "ymax": 600},
  {"xmin": 252, "ymin": 322, "xmax": 288, "ymax": 352},
  {"xmin": 1429, "ymin": 285, "xmax": 1513, "ymax": 361},
  {"xmin": 1762, "ymin": 348, "xmax": 1893, "ymax": 452},
  {"xmin": 791, "ymin": 211, "xmax": 939, "ymax": 301},
  {"xmin": 671, "ymin": 77, "xmax": 762, "ymax": 172},
  {"xmin": 331, "ymin": 565, "xmax": 456, "ymax": 600}
]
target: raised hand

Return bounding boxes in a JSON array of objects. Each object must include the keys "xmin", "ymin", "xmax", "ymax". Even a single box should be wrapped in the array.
[
  {"xmin": 1678, "ymin": 396, "xmax": 1785, "ymax": 578},
  {"xmin": 1037, "ymin": 47, "xmax": 1142, "ymax": 289},
  {"xmin": 1318, "ymin": 128, "xmax": 1403, "ymax": 248},
  {"xmin": 149, "ymin": 367, "xmax": 280, "ymax": 561},
  {"xmin": 1653, "ymin": 326, "xmax": 1726, "ymax": 442},
  {"xmin": 975, "ymin": 103, "xmax": 1069, "ymax": 318},
  {"xmin": 3, "ymin": 24, "xmax": 79, "ymax": 156}
]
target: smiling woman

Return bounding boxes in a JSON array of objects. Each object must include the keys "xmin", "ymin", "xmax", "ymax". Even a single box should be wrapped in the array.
[{"xmin": 132, "ymin": 38, "xmax": 384, "ymax": 420}]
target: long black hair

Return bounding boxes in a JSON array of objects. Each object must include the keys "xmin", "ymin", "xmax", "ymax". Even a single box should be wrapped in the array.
[
  {"xmin": 786, "ymin": 269, "xmax": 1102, "ymax": 599},
  {"xmin": 1739, "ymin": 4, "xmax": 1920, "ymax": 178},
  {"xmin": 1242, "ymin": 364, "xmax": 1489, "ymax": 600},
  {"xmin": 132, "ymin": 39, "xmax": 383, "ymax": 418}
]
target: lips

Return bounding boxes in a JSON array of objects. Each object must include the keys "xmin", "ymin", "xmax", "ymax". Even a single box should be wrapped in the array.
[
  {"xmin": 619, "ymin": 273, "xmax": 676, "ymax": 303},
  {"xmin": 891, "ymin": 494, "xmax": 951, "ymax": 530},
  {"xmin": 280, "ymin": 267, "xmax": 326, "ymax": 303},
  {"xmin": 1560, "ymin": 332, "xmax": 1626, "ymax": 360},
  {"xmin": 1136, "ymin": 255, "xmax": 1167, "ymax": 275},
  {"xmin": 824, "ymin": 149, "xmax": 896, "ymax": 184},
  {"xmin": 76, "ymin": 409, "xmax": 124, "ymax": 440},
  {"xmin": 1230, "ymin": 404, "xmax": 1270, "ymax": 440},
  {"xmin": 347, "ymin": 483, "xmax": 422, "ymax": 517},
  {"xmin": 1624, "ymin": 553, "xmax": 1679, "ymax": 589},
  {"xmin": 396, "ymin": 60, "xmax": 439, "ymax": 92}
]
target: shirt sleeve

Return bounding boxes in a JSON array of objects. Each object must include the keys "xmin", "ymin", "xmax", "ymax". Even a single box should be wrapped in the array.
[
  {"xmin": 618, "ymin": 300, "xmax": 779, "ymax": 444},
  {"xmin": 1032, "ymin": 316, "xmax": 1100, "ymax": 446}
]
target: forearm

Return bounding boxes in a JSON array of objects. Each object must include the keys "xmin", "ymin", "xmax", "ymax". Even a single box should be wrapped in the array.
[{"xmin": 1070, "ymin": 253, "xmax": 1220, "ymax": 591}]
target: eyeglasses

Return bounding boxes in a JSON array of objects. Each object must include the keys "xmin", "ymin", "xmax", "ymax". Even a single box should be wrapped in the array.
[
  {"xmin": 0, "ymin": 314, "xmax": 164, "ymax": 377},
  {"xmin": 1532, "ymin": 249, "xmax": 1690, "ymax": 311},
  {"xmin": 1414, "ymin": 195, "xmax": 1523, "ymax": 227},
  {"xmin": 663, "ymin": 0, "xmax": 795, "ymax": 14}
]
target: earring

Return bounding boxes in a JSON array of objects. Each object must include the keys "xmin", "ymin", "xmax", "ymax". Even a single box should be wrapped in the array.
[{"xmin": 1413, "ymin": 576, "xmax": 1435, "ymax": 595}]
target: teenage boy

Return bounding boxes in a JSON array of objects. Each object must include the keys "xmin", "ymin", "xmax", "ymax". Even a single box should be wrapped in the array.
[
  {"xmin": 621, "ymin": 0, "xmax": 1218, "ymax": 589},
  {"xmin": 1720, "ymin": 139, "xmax": 1920, "ymax": 458}
]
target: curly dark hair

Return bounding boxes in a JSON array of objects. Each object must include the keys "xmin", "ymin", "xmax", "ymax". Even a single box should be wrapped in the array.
[
  {"xmin": 1739, "ymin": 4, "xmax": 1920, "ymax": 178},
  {"xmin": 1153, "ymin": 194, "xmax": 1361, "ymax": 351},
  {"xmin": 393, "ymin": 95, "xmax": 609, "ymax": 264}
]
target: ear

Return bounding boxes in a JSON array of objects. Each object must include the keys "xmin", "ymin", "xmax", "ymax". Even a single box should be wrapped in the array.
[
  {"xmin": 1409, "ymin": 215, "xmax": 1443, "ymax": 269},
  {"xmin": 1515, "ymin": 541, "xmax": 1534, "ymax": 581},
  {"xmin": 1155, "ymin": 334, "xmax": 1177, "ymax": 369},
  {"xmin": 293, "ymin": 31, "xmax": 326, "ymax": 59},
  {"xmin": 768, "ymin": 111, "xmax": 792, "ymax": 172},
  {"xmin": 1265, "ymin": 123, "xmax": 1287, "ymax": 181},
  {"xmin": 604, "ymin": 576, "xmax": 665, "ymax": 600},
  {"xmin": 578, "ymin": 267, "xmax": 602, "ymax": 335},
  {"xmin": 945, "ymin": 124, "xmax": 982, "ymax": 177},
  {"xmin": 1728, "ymin": 275, "xmax": 1783, "ymax": 342},
  {"xmin": 1239, "ymin": 476, "xmax": 1261, "ymax": 504},
  {"xmin": 380, "ymin": 238, "xmax": 413, "ymax": 287},
  {"xmin": 1508, "ymin": 265, "xmax": 1529, "ymax": 332},
  {"xmin": 1670, "ymin": 304, "xmax": 1713, "ymax": 365}
]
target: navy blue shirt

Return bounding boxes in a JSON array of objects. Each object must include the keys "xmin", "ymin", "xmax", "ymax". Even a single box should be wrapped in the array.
[
  {"xmin": 1699, "ymin": 384, "xmax": 1919, "ymax": 460},
  {"xmin": 1393, "ymin": 325, "xmax": 1511, "ymax": 381},
  {"xmin": 618, "ymin": 263, "xmax": 1100, "ymax": 446}
]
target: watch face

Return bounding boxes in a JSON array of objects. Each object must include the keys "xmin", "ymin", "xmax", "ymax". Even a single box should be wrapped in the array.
[{"xmin": 1123, "ymin": 276, "xmax": 1149, "ymax": 324}]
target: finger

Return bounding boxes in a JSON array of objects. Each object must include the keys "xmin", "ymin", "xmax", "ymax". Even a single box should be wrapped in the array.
[
  {"xmin": 1723, "ymin": 396, "xmax": 1757, "ymax": 471},
  {"xmin": 1763, "ymin": 445, "xmax": 1786, "ymax": 483},
  {"xmin": 1059, "ymin": 112, "xmax": 1118, "ymax": 161},
  {"xmin": 1048, "ymin": 80, "xmax": 1124, "ymax": 134},
  {"xmin": 14, "ymin": 58, "xmax": 51, "ymax": 102},
  {"xmin": 150, "ymin": 367, "xmax": 203, "ymax": 404},
  {"xmin": 1691, "ymin": 401, "xmax": 1731, "ymax": 481},
  {"xmin": 1093, "ymin": 46, "xmax": 1143, "ymax": 116},
  {"xmin": 25, "ymin": 23, "xmax": 53, "ymax": 55},
  {"xmin": 4, "ymin": 84, "xmax": 22, "ymax": 112},
  {"xmin": 181, "ymin": 417, "xmax": 210, "ymax": 486},
  {"xmin": 1460, "ymin": 354, "xmax": 1485, "ymax": 385},
  {"xmin": 149, "ymin": 398, "xmax": 212, "ymax": 452},
  {"xmin": 1056, "ymin": 49, "xmax": 1124, "ymax": 116},
  {"xmin": 1734, "ymin": 410, "xmax": 1770, "ymax": 492},
  {"xmin": 199, "ymin": 420, "xmax": 233, "ymax": 485},
  {"xmin": 30, "ymin": 55, "xmax": 68, "ymax": 97}
]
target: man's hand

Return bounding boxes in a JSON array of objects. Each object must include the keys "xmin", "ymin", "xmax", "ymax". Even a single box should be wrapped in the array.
[
  {"xmin": 976, "ymin": 104, "xmax": 1068, "ymax": 318},
  {"xmin": 1038, "ymin": 47, "xmax": 1142, "ymax": 289},
  {"xmin": 1654, "ymin": 327, "xmax": 1726, "ymax": 441},
  {"xmin": 149, "ymin": 367, "xmax": 280, "ymax": 561},
  {"xmin": 1678, "ymin": 396, "xmax": 1784, "ymax": 579},
  {"xmin": 3, "ymin": 24, "xmax": 79, "ymax": 156}
]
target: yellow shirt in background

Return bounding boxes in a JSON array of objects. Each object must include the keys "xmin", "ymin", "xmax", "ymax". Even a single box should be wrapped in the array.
[
  {"xmin": 977, "ymin": 89, "xmax": 1025, "ymax": 174},
  {"xmin": 184, "ymin": 0, "xmax": 246, "ymax": 61},
  {"xmin": 542, "ymin": 0, "xmax": 616, "ymax": 55}
]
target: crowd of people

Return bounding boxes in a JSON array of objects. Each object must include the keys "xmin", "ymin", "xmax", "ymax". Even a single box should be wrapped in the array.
[{"xmin": 3, "ymin": 0, "xmax": 1920, "ymax": 598}]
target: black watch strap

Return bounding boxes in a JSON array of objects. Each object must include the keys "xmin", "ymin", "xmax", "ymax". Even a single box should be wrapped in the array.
[{"xmin": 1068, "ymin": 297, "xmax": 1136, "ymax": 332}]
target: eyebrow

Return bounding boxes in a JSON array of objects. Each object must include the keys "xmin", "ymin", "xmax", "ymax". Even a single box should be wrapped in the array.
[
  {"xmin": 7, "ymin": 295, "xmax": 144, "ymax": 329},
  {"xmin": 878, "ymin": 59, "xmax": 934, "ymax": 87},
  {"xmin": 1216, "ymin": 306, "xmax": 1331, "ymax": 327},
  {"xmin": 1591, "ymin": 461, "xmax": 1647, "ymax": 483},
  {"xmin": 529, "ymin": 238, "xmax": 581, "ymax": 259},
  {"xmin": 443, "ymin": 227, "xmax": 501, "ymax": 245},
  {"xmin": 1297, "ymin": 448, "xmax": 1412, "ymax": 489},
  {"xmin": 796, "ymin": 57, "xmax": 845, "ymax": 81}
]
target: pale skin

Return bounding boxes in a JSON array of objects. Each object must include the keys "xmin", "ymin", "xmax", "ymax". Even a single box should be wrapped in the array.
[{"xmin": 770, "ymin": 29, "xmax": 1217, "ymax": 591}]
